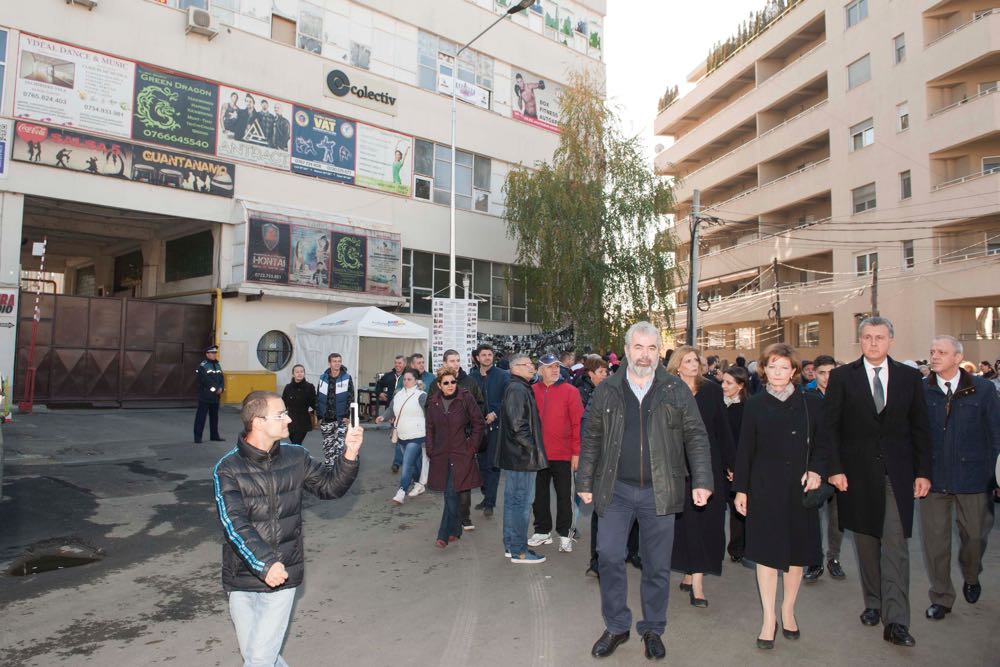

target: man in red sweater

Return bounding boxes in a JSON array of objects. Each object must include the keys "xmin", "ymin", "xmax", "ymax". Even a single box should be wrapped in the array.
[{"xmin": 529, "ymin": 353, "xmax": 585, "ymax": 552}]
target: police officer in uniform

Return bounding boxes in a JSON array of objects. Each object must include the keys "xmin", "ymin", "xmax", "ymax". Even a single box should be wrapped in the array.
[{"xmin": 194, "ymin": 345, "xmax": 226, "ymax": 443}]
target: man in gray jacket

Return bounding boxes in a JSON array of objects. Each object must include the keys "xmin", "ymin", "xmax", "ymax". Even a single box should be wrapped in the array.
[{"xmin": 577, "ymin": 321, "xmax": 713, "ymax": 661}]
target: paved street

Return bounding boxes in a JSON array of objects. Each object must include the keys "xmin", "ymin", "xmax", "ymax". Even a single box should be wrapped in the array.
[{"xmin": 0, "ymin": 408, "xmax": 998, "ymax": 667}]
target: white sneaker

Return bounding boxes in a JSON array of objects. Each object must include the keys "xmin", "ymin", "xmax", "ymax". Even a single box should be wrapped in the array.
[
  {"xmin": 391, "ymin": 489, "xmax": 405, "ymax": 505},
  {"xmin": 559, "ymin": 536, "xmax": 574, "ymax": 552},
  {"xmin": 408, "ymin": 482, "xmax": 426, "ymax": 497},
  {"xmin": 527, "ymin": 532, "xmax": 553, "ymax": 547}
]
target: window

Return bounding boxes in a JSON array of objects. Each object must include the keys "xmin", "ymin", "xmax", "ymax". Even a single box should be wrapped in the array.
[
  {"xmin": 74, "ymin": 265, "xmax": 96, "ymax": 297},
  {"xmin": 474, "ymin": 155, "xmax": 491, "ymax": 212},
  {"xmin": 976, "ymin": 306, "xmax": 1000, "ymax": 339},
  {"xmin": 855, "ymin": 251, "xmax": 878, "ymax": 276},
  {"xmin": 271, "ymin": 14, "xmax": 296, "ymax": 47},
  {"xmin": 297, "ymin": 2, "xmax": 323, "ymax": 54},
  {"xmin": 852, "ymin": 182, "xmax": 877, "ymax": 213},
  {"xmin": 417, "ymin": 30, "xmax": 493, "ymax": 110},
  {"xmin": 988, "ymin": 241, "xmax": 1000, "ymax": 256},
  {"xmin": 846, "ymin": 0, "xmax": 868, "ymax": 28},
  {"xmin": 893, "ymin": 34, "xmax": 905, "ymax": 64},
  {"xmin": 418, "ymin": 31, "xmax": 439, "ymax": 91},
  {"xmin": 165, "ymin": 230, "xmax": 213, "ymax": 282},
  {"xmin": 983, "ymin": 156, "xmax": 1000, "ymax": 175},
  {"xmin": 896, "ymin": 102, "xmax": 909, "ymax": 132},
  {"xmin": 113, "ymin": 249, "xmax": 143, "ymax": 294},
  {"xmin": 974, "ymin": 9, "xmax": 995, "ymax": 20},
  {"xmin": 419, "ymin": 141, "xmax": 492, "ymax": 210},
  {"xmin": 0, "ymin": 29, "xmax": 7, "ymax": 107},
  {"xmin": 257, "ymin": 330, "xmax": 292, "ymax": 371},
  {"xmin": 735, "ymin": 327, "xmax": 756, "ymax": 349},
  {"xmin": 902, "ymin": 240, "xmax": 915, "ymax": 269},
  {"xmin": 797, "ymin": 321, "xmax": 820, "ymax": 347},
  {"xmin": 979, "ymin": 81, "xmax": 999, "ymax": 94},
  {"xmin": 847, "ymin": 54, "xmax": 871, "ymax": 90},
  {"xmin": 850, "ymin": 118, "xmax": 874, "ymax": 151},
  {"xmin": 350, "ymin": 42, "xmax": 372, "ymax": 70},
  {"xmin": 706, "ymin": 330, "xmax": 726, "ymax": 349},
  {"xmin": 900, "ymin": 170, "xmax": 912, "ymax": 200}
]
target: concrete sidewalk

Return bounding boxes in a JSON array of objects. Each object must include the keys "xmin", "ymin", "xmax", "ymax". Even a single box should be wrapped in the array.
[{"xmin": 0, "ymin": 408, "xmax": 998, "ymax": 666}]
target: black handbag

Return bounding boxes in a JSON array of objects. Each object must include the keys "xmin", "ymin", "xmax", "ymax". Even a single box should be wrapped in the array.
[{"xmin": 800, "ymin": 391, "xmax": 836, "ymax": 509}]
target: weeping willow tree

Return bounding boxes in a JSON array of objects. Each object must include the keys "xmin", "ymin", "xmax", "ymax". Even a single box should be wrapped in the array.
[{"xmin": 504, "ymin": 69, "xmax": 677, "ymax": 351}]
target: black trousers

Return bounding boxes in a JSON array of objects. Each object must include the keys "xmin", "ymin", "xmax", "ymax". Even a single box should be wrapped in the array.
[
  {"xmin": 591, "ymin": 512, "xmax": 639, "ymax": 564},
  {"xmin": 533, "ymin": 460, "xmax": 574, "ymax": 537},
  {"xmin": 727, "ymin": 493, "xmax": 746, "ymax": 559},
  {"xmin": 193, "ymin": 399, "xmax": 220, "ymax": 441},
  {"xmin": 854, "ymin": 479, "xmax": 910, "ymax": 626}
]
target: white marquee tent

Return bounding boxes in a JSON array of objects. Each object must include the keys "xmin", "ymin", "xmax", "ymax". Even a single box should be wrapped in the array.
[{"xmin": 292, "ymin": 307, "xmax": 429, "ymax": 393}]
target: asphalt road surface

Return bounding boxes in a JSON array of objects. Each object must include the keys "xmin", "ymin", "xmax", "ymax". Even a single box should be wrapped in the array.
[{"xmin": 1, "ymin": 408, "xmax": 997, "ymax": 666}]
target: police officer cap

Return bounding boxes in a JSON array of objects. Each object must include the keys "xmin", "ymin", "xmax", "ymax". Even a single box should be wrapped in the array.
[{"xmin": 205, "ymin": 345, "xmax": 219, "ymax": 353}]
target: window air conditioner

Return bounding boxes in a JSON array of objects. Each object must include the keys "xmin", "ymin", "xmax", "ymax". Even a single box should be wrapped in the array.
[
  {"xmin": 186, "ymin": 7, "xmax": 219, "ymax": 40},
  {"xmin": 66, "ymin": 0, "xmax": 98, "ymax": 9}
]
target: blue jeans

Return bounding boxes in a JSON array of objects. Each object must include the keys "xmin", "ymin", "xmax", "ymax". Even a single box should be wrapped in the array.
[
  {"xmin": 502, "ymin": 470, "xmax": 537, "ymax": 556},
  {"xmin": 393, "ymin": 442, "xmax": 405, "ymax": 468},
  {"xmin": 478, "ymin": 429, "xmax": 501, "ymax": 508},
  {"xmin": 228, "ymin": 587, "xmax": 296, "ymax": 667},
  {"xmin": 398, "ymin": 438, "xmax": 424, "ymax": 491},
  {"xmin": 437, "ymin": 467, "xmax": 461, "ymax": 542}
]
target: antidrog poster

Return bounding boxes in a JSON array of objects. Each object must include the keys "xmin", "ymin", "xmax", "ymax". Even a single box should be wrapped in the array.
[
  {"xmin": 366, "ymin": 236, "xmax": 401, "ymax": 296},
  {"xmin": 217, "ymin": 86, "xmax": 292, "ymax": 170}
]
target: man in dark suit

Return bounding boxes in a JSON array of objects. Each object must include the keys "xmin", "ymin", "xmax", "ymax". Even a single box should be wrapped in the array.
[{"xmin": 822, "ymin": 316, "xmax": 931, "ymax": 647}]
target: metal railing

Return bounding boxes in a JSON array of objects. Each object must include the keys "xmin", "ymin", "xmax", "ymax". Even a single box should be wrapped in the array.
[
  {"xmin": 928, "ymin": 85, "xmax": 998, "ymax": 118},
  {"xmin": 678, "ymin": 217, "xmax": 834, "ymax": 265},
  {"xmin": 932, "ymin": 167, "xmax": 1000, "ymax": 191},
  {"xmin": 702, "ymin": 157, "xmax": 831, "ymax": 212},
  {"xmin": 927, "ymin": 8, "xmax": 998, "ymax": 47}
]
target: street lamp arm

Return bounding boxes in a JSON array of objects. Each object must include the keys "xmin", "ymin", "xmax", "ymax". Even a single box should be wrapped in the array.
[{"xmin": 458, "ymin": 13, "xmax": 510, "ymax": 57}]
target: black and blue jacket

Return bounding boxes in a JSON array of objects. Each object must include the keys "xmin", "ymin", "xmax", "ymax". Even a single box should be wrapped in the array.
[{"xmin": 316, "ymin": 366, "xmax": 354, "ymax": 421}]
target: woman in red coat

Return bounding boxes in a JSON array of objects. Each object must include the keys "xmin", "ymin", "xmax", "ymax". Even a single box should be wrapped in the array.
[{"xmin": 426, "ymin": 366, "xmax": 485, "ymax": 548}]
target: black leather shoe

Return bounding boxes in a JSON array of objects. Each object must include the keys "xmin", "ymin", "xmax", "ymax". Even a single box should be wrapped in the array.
[
  {"xmin": 627, "ymin": 554, "xmax": 643, "ymax": 570},
  {"xmin": 757, "ymin": 623, "xmax": 778, "ymax": 650},
  {"xmin": 210, "ymin": 437, "xmax": 225, "ymax": 442},
  {"xmin": 883, "ymin": 623, "xmax": 915, "ymax": 647},
  {"xmin": 963, "ymin": 582, "xmax": 982, "ymax": 604},
  {"xmin": 730, "ymin": 553, "xmax": 744, "ymax": 563},
  {"xmin": 678, "ymin": 581, "xmax": 692, "ymax": 592},
  {"xmin": 925, "ymin": 604, "xmax": 951, "ymax": 620},
  {"xmin": 194, "ymin": 439, "xmax": 203, "ymax": 444},
  {"xmin": 827, "ymin": 559, "xmax": 846, "ymax": 580},
  {"xmin": 860, "ymin": 608, "xmax": 881, "ymax": 626},
  {"xmin": 689, "ymin": 591, "xmax": 708, "ymax": 608},
  {"xmin": 475, "ymin": 501, "xmax": 486, "ymax": 510},
  {"xmin": 642, "ymin": 632, "xmax": 665, "ymax": 660},
  {"xmin": 781, "ymin": 622, "xmax": 800, "ymax": 640},
  {"xmin": 591, "ymin": 630, "xmax": 629, "ymax": 658},
  {"xmin": 391, "ymin": 464, "xmax": 399, "ymax": 473},
  {"xmin": 803, "ymin": 565, "xmax": 823, "ymax": 582}
]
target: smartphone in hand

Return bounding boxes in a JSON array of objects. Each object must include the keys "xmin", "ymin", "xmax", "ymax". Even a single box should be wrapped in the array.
[{"xmin": 350, "ymin": 402, "xmax": 359, "ymax": 429}]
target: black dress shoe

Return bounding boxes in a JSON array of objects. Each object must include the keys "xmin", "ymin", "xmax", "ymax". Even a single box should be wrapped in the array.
[
  {"xmin": 963, "ymin": 582, "xmax": 982, "ymax": 604},
  {"xmin": 803, "ymin": 565, "xmax": 823, "ymax": 582},
  {"xmin": 730, "ymin": 553, "xmax": 744, "ymax": 563},
  {"xmin": 210, "ymin": 437, "xmax": 225, "ymax": 441},
  {"xmin": 757, "ymin": 623, "xmax": 778, "ymax": 650},
  {"xmin": 860, "ymin": 608, "xmax": 881, "ymax": 626},
  {"xmin": 642, "ymin": 632, "xmax": 666, "ymax": 660},
  {"xmin": 781, "ymin": 622, "xmax": 800, "ymax": 640},
  {"xmin": 626, "ymin": 554, "xmax": 643, "ymax": 570},
  {"xmin": 194, "ymin": 439, "xmax": 203, "ymax": 444},
  {"xmin": 591, "ymin": 630, "xmax": 629, "ymax": 658},
  {"xmin": 883, "ymin": 623, "xmax": 915, "ymax": 647},
  {"xmin": 689, "ymin": 591, "xmax": 708, "ymax": 608},
  {"xmin": 925, "ymin": 603, "xmax": 951, "ymax": 620},
  {"xmin": 827, "ymin": 559, "xmax": 846, "ymax": 580},
  {"xmin": 678, "ymin": 582, "xmax": 693, "ymax": 592}
]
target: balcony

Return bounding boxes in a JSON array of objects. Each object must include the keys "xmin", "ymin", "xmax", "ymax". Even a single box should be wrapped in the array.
[
  {"xmin": 924, "ymin": 9, "xmax": 1000, "ymax": 81},
  {"xmin": 927, "ymin": 83, "xmax": 1000, "ymax": 153},
  {"xmin": 703, "ymin": 157, "xmax": 831, "ymax": 220}
]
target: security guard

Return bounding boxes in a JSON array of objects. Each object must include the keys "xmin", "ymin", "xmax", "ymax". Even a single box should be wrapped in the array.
[{"xmin": 194, "ymin": 344, "xmax": 226, "ymax": 443}]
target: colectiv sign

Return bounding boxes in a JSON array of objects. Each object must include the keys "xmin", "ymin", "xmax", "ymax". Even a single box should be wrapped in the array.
[{"xmin": 323, "ymin": 65, "xmax": 398, "ymax": 116}]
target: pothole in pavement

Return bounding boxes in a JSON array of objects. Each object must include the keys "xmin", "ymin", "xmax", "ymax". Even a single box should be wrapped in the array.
[{"xmin": 6, "ymin": 537, "xmax": 104, "ymax": 576}]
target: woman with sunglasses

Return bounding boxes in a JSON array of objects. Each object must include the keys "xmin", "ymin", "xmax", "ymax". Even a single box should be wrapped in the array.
[
  {"xmin": 425, "ymin": 366, "xmax": 486, "ymax": 547},
  {"xmin": 376, "ymin": 368, "xmax": 427, "ymax": 504}
]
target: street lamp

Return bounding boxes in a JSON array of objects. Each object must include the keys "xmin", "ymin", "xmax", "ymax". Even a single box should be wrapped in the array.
[{"xmin": 449, "ymin": 0, "xmax": 533, "ymax": 298}]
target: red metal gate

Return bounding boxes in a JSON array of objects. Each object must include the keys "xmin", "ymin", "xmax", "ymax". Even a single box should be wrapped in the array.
[{"xmin": 13, "ymin": 293, "xmax": 213, "ymax": 404}]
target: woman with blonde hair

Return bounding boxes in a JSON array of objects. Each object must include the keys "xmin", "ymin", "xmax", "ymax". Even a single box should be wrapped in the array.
[
  {"xmin": 734, "ymin": 342, "xmax": 828, "ymax": 649},
  {"xmin": 667, "ymin": 345, "xmax": 734, "ymax": 607}
]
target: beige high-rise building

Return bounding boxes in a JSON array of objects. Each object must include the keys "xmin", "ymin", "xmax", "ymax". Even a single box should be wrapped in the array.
[{"xmin": 654, "ymin": 0, "xmax": 1000, "ymax": 364}]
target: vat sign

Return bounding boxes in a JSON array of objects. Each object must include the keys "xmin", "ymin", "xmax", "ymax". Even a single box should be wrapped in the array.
[{"xmin": 323, "ymin": 65, "xmax": 399, "ymax": 116}]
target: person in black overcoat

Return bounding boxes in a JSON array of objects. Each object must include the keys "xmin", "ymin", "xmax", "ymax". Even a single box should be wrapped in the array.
[
  {"xmin": 281, "ymin": 364, "xmax": 317, "ymax": 445},
  {"xmin": 721, "ymin": 366, "xmax": 750, "ymax": 562},
  {"xmin": 668, "ymin": 346, "xmax": 734, "ymax": 607},
  {"xmin": 820, "ymin": 316, "xmax": 931, "ymax": 647},
  {"xmin": 734, "ymin": 343, "xmax": 827, "ymax": 647}
]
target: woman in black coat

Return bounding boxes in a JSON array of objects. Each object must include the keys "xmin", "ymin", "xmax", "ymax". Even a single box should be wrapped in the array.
[
  {"xmin": 668, "ymin": 346, "xmax": 734, "ymax": 607},
  {"xmin": 281, "ymin": 364, "xmax": 317, "ymax": 444},
  {"xmin": 734, "ymin": 343, "xmax": 827, "ymax": 649},
  {"xmin": 721, "ymin": 366, "xmax": 750, "ymax": 562}
]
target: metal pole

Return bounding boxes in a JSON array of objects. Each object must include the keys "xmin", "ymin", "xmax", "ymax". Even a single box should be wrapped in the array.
[
  {"xmin": 686, "ymin": 190, "xmax": 700, "ymax": 345},
  {"xmin": 773, "ymin": 257, "xmax": 784, "ymax": 343},
  {"xmin": 870, "ymin": 258, "xmax": 879, "ymax": 316}
]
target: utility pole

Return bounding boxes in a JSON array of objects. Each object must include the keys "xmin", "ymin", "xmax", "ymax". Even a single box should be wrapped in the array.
[
  {"xmin": 870, "ymin": 258, "xmax": 879, "ymax": 316},
  {"xmin": 772, "ymin": 257, "xmax": 784, "ymax": 343},
  {"xmin": 685, "ymin": 189, "xmax": 701, "ymax": 345}
]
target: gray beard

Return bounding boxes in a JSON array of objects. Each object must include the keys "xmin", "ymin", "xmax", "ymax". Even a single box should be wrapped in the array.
[{"xmin": 629, "ymin": 363, "xmax": 654, "ymax": 379}]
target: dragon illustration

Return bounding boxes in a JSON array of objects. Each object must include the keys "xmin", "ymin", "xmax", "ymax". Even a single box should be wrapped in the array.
[
  {"xmin": 135, "ymin": 85, "xmax": 181, "ymax": 131},
  {"xmin": 336, "ymin": 237, "xmax": 363, "ymax": 270}
]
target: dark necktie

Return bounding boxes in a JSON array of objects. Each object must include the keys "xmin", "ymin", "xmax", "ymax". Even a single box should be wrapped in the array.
[
  {"xmin": 873, "ymin": 367, "xmax": 885, "ymax": 413},
  {"xmin": 944, "ymin": 380, "xmax": 953, "ymax": 419}
]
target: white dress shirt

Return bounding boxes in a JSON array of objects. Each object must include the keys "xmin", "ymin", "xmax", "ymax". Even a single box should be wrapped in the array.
[
  {"xmin": 863, "ymin": 357, "xmax": 889, "ymax": 401},
  {"xmin": 936, "ymin": 369, "xmax": 960, "ymax": 394}
]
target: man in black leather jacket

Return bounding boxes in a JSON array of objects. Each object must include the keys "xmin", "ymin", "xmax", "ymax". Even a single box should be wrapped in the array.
[
  {"xmin": 496, "ymin": 352, "xmax": 548, "ymax": 564},
  {"xmin": 214, "ymin": 390, "xmax": 363, "ymax": 666},
  {"xmin": 577, "ymin": 321, "xmax": 713, "ymax": 660}
]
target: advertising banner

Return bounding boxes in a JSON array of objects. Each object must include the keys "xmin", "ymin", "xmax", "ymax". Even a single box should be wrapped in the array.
[
  {"xmin": 431, "ymin": 298, "xmax": 479, "ymax": 372},
  {"xmin": 14, "ymin": 34, "xmax": 135, "ymax": 137},
  {"xmin": 290, "ymin": 106, "xmax": 355, "ymax": 185},
  {"xmin": 0, "ymin": 119, "xmax": 12, "ymax": 178},
  {"xmin": 366, "ymin": 236, "xmax": 401, "ymax": 297},
  {"xmin": 217, "ymin": 86, "xmax": 292, "ymax": 170},
  {"xmin": 436, "ymin": 53, "xmax": 490, "ymax": 110},
  {"xmin": 132, "ymin": 65, "xmax": 218, "ymax": 155},
  {"xmin": 131, "ymin": 145, "xmax": 235, "ymax": 198},
  {"xmin": 511, "ymin": 68, "xmax": 562, "ymax": 133},
  {"xmin": 13, "ymin": 121, "xmax": 132, "ymax": 179},
  {"xmin": 330, "ymin": 231, "xmax": 367, "ymax": 291},
  {"xmin": 355, "ymin": 123, "xmax": 412, "ymax": 196},
  {"xmin": 289, "ymin": 226, "xmax": 332, "ymax": 288},
  {"xmin": 247, "ymin": 217, "xmax": 291, "ymax": 284}
]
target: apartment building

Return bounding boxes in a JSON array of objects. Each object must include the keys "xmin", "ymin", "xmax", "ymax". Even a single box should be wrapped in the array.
[
  {"xmin": 654, "ymin": 0, "xmax": 1000, "ymax": 363},
  {"xmin": 0, "ymin": 0, "xmax": 605, "ymax": 405}
]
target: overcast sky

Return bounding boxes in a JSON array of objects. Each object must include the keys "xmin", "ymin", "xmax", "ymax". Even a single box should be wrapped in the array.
[{"xmin": 604, "ymin": 1, "xmax": 758, "ymax": 158}]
